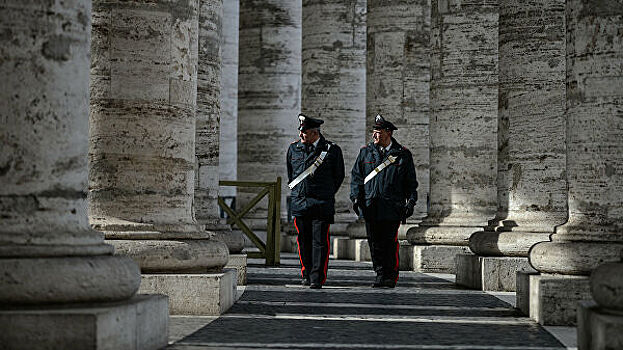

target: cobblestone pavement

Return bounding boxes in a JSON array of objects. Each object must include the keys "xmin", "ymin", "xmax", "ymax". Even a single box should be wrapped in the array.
[{"xmin": 168, "ymin": 253, "xmax": 566, "ymax": 349}]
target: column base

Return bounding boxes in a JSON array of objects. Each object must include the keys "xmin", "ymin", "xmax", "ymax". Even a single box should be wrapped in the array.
[
  {"xmin": 138, "ymin": 269, "xmax": 237, "ymax": 315},
  {"xmin": 401, "ymin": 245, "xmax": 472, "ymax": 273},
  {"xmin": 455, "ymin": 255, "xmax": 536, "ymax": 291},
  {"xmin": 355, "ymin": 239, "xmax": 371, "ymax": 262},
  {"xmin": 280, "ymin": 233, "xmax": 298, "ymax": 253},
  {"xmin": 578, "ymin": 301, "xmax": 623, "ymax": 350},
  {"xmin": 0, "ymin": 295, "xmax": 168, "ymax": 350},
  {"xmin": 332, "ymin": 237, "xmax": 356, "ymax": 260},
  {"xmin": 346, "ymin": 221, "xmax": 367, "ymax": 239},
  {"xmin": 516, "ymin": 273, "xmax": 591, "ymax": 325},
  {"xmin": 225, "ymin": 253, "xmax": 247, "ymax": 285}
]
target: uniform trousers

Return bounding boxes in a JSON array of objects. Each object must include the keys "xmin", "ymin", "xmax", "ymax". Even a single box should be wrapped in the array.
[
  {"xmin": 294, "ymin": 212, "xmax": 331, "ymax": 285},
  {"xmin": 365, "ymin": 220, "xmax": 401, "ymax": 282}
]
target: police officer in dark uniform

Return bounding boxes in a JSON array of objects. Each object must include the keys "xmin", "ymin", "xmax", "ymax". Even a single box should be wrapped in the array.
[
  {"xmin": 287, "ymin": 114, "xmax": 345, "ymax": 289},
  {"xmin": 350, "ymin": 115, "xmax": 418, "ymax": 288}
]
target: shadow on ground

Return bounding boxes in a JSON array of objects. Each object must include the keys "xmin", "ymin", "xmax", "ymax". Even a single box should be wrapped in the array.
[{"xmin": 168, "ymin": 253, "xmax": 564, "ymax": 350}]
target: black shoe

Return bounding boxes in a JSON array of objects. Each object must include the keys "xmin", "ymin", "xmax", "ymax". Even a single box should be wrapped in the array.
[
  {"xmin": 301, "ymin": 278, "xmax": 311, "ymax": 286},
  {"xmin": 309, "ymin": 283, "xmax": 322, "ymax": 289},
  {"xmin": 372, "ymin": 275, "xmax": 383, "ymax": 288},
  {"xmin": 380, "ymin": 279, "xmax": 396, "ymax": 288}
]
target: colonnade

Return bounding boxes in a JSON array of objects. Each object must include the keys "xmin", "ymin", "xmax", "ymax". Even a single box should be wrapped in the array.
[{"xmin": 1, "ymin": 0, "xmax": 621, "ymax": 348}]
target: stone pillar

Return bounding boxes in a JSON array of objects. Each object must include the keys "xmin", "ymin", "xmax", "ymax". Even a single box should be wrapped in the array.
[
  {"xmin": 196, "ymin": 0, "xmax": 246, "ymax": 283},
  {"xmin": 359, "ymin": 0, "xmax": 431, "ymax": 269},
  {"xmin": 366, "ymin": 0, "xmax": 430, "ymax": 223},
  {"xmin": 0, "ymin": 1, "xmax": 167, "ymax": 348},
  {"xmin": 405, "ymin": 0, "xmax": 499, "ymax": 273},
  {"xmin": 456, "ymin": 0, "xmax": 566, "ymax": 292},
  {"xmin": 219, "ymin": 0, "xmax": 239, "ymax": 197},
  {"xmin": 89, "ymin": 0, "xmax": 235, "ymax": 315},
  {"xmin": 238, "ymin": 0, "xmax": 301, "ymax": 217},
  {"xmin": 301, "ymin": 0, "xmax": 366, "ymax": 234},
  {"xmin": 521, "ymin": 0, "xmax": 623, "ymax": 326},
  {"xmin": 578, "ymin": 261, "xmax": 623, "ymax": 349}
]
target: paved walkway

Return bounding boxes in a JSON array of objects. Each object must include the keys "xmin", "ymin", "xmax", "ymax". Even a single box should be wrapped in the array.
[{"xmin": 168, "ymin": 253, "xmax": 571, "ymax": 349}]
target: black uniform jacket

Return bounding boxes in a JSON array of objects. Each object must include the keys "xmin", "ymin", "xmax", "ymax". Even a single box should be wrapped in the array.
[
  {"xmin": 350, "ymin": 138, "xmax": 418, "ymax": 222},
  {"xmin": 287, "ymin": 134, "xmax": 345, "ymax": 222}
]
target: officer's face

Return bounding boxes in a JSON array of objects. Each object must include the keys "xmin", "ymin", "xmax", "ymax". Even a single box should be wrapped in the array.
[
  {"xmin": 372, "ymin": 129, "xmax": 391, "ymax": 146},
  {"xmin": 299, "ymin": 128, "xmax": 319, "ymax": 144}
]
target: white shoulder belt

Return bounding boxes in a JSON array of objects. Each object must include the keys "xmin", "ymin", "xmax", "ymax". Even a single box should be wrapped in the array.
[
  {"xmin": 288, "ymin": 144, "xmax": 331, "ymax": 190},
  {"xmin": 364, "ymin": 155, "xmax": 396, "ymax": 184}
]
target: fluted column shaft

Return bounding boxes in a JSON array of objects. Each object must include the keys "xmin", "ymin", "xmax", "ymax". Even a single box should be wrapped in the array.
[
  {"xmin": 89, "ymin": 0, "xmax": 228, "ymax": 272},
  {"xmin": 367, "ymin": 0, "xmax": 430, "ymax": 222},
  {"xmin": 0, "ymin": 0, "xmax": 139, "ymax": 304},
  {"xmin": 301, "ymin": 0, "xmax": 366, "ymax": 213},
  {"xmin": 407, "ymin": 0, "xmax": 499, "ymax": 246},
  {"xmin": 469, "ymin": 0, "xmax": 567, "ymax": 257},
  {"xmin": 530, "ymin": 0, "xmax": 623, "ymax": 275},
  {"xmin": 238, "ymin": 0, "xmax": 301, "ymax": 213}
]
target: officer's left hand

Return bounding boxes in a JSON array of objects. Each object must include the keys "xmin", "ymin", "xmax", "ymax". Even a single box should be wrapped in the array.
[{"xmin": 403, "ymin": 201, "xmax": 415, "ymax": 219}]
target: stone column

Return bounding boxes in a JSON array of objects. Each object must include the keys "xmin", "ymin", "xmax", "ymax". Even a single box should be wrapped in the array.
[
  {"xmin": 89, "ymin": 0, "xmax": 235, "ymax": 316},
  {"xmin": 405, "ymin": 0, "xmax": 499, "ymax": 273},
  {"xmin": 0, "ymin": 1, "xmax": 167, "ymax": 348},
  {"xmin": 301, "ymin": 0, "xmax": 366, "ymax": 237},
  {"xmin": 219, "ymin": 0, "xmax": 239, "ymax": 197},
  {"xmin": 456, "ymin": 0, "xmax": 567, "ymax": 292},
  {"xmin": 195, "ymin": 0, "xmax": 246, "ymax": 284},
  {"xmin": 520, "ymin": 0, "xmax": 623, "ymax": 326},
  {"xmin": 578, "ymin": 261, "xmax": 623, "ymax": 349},
  {"xmin": 238, "ymin": 0, "xmax": 301, "ymax": 217},
  {"xmin": 357, "ymin": 0, "xmax": 431, "ymax": 269}
]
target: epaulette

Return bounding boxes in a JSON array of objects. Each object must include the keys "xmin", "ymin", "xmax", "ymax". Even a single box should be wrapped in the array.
[
  {"xmin": 291, "ymin": 139, "xmax": 298, "ymax": 144},
  {"xmin": 360, "ymin": 145, "xmax": 367, "ymax": 149}
]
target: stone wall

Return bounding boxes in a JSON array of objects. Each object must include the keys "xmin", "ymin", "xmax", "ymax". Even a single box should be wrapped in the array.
[
  {"xmin": 427, "ymin": 0, "xmax": 499, "ymax": 227},
  {"xmin": 367, "ymin": 0, "xmax": 430, "ymax": 221},
  {"xmin": 238, "ymin": 0, "xmax": 302, "ymax": 214},
  {"xmin": 496, "ymin": 0, "xmax": 567, "ymax": 233},
  {"xmin": 219, "ymin": 0, "xmax": 240, "ymax": 197},
  {"xmin": 89, "ymin": 0, "xmax": 200, "ymax": 232},
  {"xmin": 301, "ymin": 0, "xmax": 366, "ymax": 213},
  {"xmin": 196, "ymin": 0, "xmax": 224, "ymax": 226}
]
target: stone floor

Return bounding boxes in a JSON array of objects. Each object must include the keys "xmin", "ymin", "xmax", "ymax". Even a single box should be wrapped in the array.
[{"xmin": 168, "ymin": 254, "xmax": 576, "ymax": 349}]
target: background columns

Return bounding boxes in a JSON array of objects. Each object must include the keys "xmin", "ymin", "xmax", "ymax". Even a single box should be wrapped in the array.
[
  {"xmin": 456, "ymin": 0, "xmax": 567, "ymax": 292},
  {"xmin": 89, "ymin": 0, "xmax": 234, "ymax": 315},
  {"xmin": 406, "ymin": 0, "xmax": 499, "ymax": 273},
  {"xmin": 0, "ymin": 0, "xmax": 167, "ymax": 347},
  {"xmin": 523, "ymin": 0, "xmax": 623, "ymax": 326}
]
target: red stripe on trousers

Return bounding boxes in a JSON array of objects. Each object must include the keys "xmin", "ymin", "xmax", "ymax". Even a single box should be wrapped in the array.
[
  {"xmin": 294, "ymin": 218, "xmax": 305, "ymax": 278},
  {"xmin": 322, "ymin": 224, "xmax": 331, "ymax": 284}
]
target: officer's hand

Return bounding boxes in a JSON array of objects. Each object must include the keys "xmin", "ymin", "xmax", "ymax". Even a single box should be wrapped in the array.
[
  {"xmin": 352, "ymin": 199, "xmax": 361, "ymax": 216},
  {"xmin": 403, "ymin": 200, "xmax": 415, "ymax": 219}
]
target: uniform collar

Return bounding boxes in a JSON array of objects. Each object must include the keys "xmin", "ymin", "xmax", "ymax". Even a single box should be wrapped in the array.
[
  {"xmin": 297, "ymin": 133, "xmax": 325, "ymax": 149},
  {"xmin": 369, "ymin": 138, "xmax": 401, "ymax": 154}
]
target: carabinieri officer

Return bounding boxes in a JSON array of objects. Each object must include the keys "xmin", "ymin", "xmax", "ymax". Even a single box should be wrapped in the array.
[
  {"xmin": 350, "ymin": 114, "xmax": 418, "ymax": 288},
  {"xmin": 287, "ymin": 114, "xmax": 345, "ymax": 289}
]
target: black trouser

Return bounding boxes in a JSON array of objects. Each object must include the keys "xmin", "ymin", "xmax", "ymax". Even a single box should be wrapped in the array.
[
  {"xmin": 365, "ymin": 220, "xmax": 401, "ymax": 283},
  {"xmin": 294, "ymin": 215, "xmax": 331, "ymax": 285}
]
